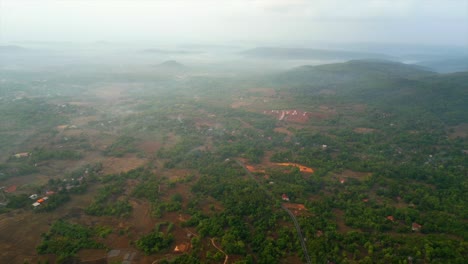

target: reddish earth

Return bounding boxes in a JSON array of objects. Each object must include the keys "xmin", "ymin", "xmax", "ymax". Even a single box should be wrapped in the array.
[
  {"xmin": 245, "ymin": 165, "xmax": 265, "ymax": 173},
  {"xmin": 275, "ymin": 163, "xmax": 314, "ymax": 173},
  {"xmin": 283, "ymin": 203, "xmax": 306, "ymax": 211},
  {"xmin": 4, "ymin": 185, "xmax": 17, "ymax": 193}
]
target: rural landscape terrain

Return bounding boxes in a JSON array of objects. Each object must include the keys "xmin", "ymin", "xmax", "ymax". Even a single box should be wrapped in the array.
[{"xmin": 0, "ymin": 42, "xmax": 466, "ymax": 264}]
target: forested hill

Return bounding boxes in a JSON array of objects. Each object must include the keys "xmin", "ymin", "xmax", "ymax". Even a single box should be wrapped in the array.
[
  {"xmin": 271, "ymin": 60, "xmax": 468, "ymax": 125},
  {"xmin": 273, "ymin": 60, "xmax": 434, "ymax": 88},
  {"xmin": 241, "ymin": 47, "xmax": 390, "ymax": 60}
]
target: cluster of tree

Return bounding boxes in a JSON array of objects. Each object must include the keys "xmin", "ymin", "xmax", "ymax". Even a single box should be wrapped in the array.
[
  {"xmin": 30, "ymin": 148, "xmax": 83, "ymax": 162},
  {"xmin": 0, "ymin": 162, "xmax": 38, "ymax": 181},
  {"xmin": 135, "ymin": 230, "xmax": 174, "ymax": 255},
  {"xmin": 85, "ymin": 183, "xmax": 132, "ymax": 217},
  {"xmin": 36, "ymin": 220, "xmax": 105, "ymax": 263}
]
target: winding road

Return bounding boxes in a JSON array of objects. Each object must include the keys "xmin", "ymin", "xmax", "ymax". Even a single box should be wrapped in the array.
[
  {"xmin": 210, "ymin": 238, "xmax": 229, "ymax": 264},
  {"xmin": 235, "ymin": 159, "xmax": 312, "ymax": 264}
]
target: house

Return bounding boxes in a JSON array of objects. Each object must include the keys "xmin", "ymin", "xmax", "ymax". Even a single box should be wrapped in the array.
[
  {"xmin": 46, "ymin": 191, "xmax": 55, "ymax": 196},
  {"xmin": 282, "ymin": 193, "xmax": 290, "ymax": 201},
  {"xmin": 412, "ymin": 222, "xmax": 422, "ymax": 232},
  {"xmin": 37, "ymin": 198, "xmax": 45, "ymax": 203},
  {"xmin": 13, "ymin": 152, "xmax": 29, "ymax": 158},
  {"xmin": 386, "ymin": 215, "xmax": 395, "ymax": 222},
  {"xmin": 340, "ymin": 178, "xmax": 346, "ymax": 184},
  {"xmin": 316, "ymin": 230, "xmax": 324, "ymax": 237},
  {"xmin": 29, "ymin": 194, "xmax": 38, "ymax": 199},
  {"xmin": 32, "ymin": 202, "xmax": 40, "ymax": 208}
]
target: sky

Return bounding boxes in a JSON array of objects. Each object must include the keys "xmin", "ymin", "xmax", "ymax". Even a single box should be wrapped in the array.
[{"xmin": 0, "ymin": 0, "xmax": 467, "ymax": 46}]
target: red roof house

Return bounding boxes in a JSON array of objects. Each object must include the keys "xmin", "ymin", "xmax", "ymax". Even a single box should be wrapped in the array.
[{"xmin": 412, "ymin": 222, "xmax": 422, "ymax": 231}]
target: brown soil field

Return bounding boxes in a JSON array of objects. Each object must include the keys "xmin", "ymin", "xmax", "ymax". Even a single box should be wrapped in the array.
[
  {"xmin": 138, "ymin": 140, "xmax": 162, "ymax": 155},
  {"xmin": 100, "ymin": 155, "xmax": 147, "ymax": 175}
]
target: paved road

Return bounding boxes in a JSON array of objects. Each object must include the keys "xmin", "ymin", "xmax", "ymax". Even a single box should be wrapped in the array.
[
  {"xmin": 281, "ymin": 205, "xmax": 312, "ymax": 264},
  {"xmin": 235, "ymin": 159, "xmax": 312, "ymax": 264}
]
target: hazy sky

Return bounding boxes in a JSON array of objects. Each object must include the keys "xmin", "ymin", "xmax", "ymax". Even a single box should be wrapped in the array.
[{"xmin": 0, "ymin": 0, "xmax": 467, "ymax": 46}]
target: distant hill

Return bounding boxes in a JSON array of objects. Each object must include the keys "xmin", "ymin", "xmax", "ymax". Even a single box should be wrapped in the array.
[
  {"xmin": 272, "ymin": 60, "xmax": 467, "ymax": 125},
  {"xmin": 156, "ymin": 60, "xmax": 185, "ymax": 68},
  {"xmin": 241, "ymin": 47, "xmax": 391, "ymax": 60},
  {"xmin": 151, "ymin": 60, "xmax": 188, "ymax": 75},
  {"xmin": 142, "ymin": 48, "xmax": 195, "ymax": 55},
  {"xmin": 0, "ymin": 45, "xmax": 29, "ymax": 53},
  {"xmin": 416, "ymin": 57, "xmax": 468, "ymax": 73},
  {"xmin": 273, "ymin": 60, "xmax": 434, "ymax": 88}
]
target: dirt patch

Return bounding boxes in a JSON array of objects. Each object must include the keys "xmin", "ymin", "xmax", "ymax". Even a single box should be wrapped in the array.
[
  {"xmin": 162, "ymin": 168, "xmax": 194, "ymax": 182},
  {"xmin": 231, "ymin": 101, "xmax": 251, "ymax": 109},
  {"xmin": 274, "ymin": 127, "xmax": 293, "ymax": 136},
  {"xmin": 283, "ymin": 203, "xmax": 313, "ymax": 217},
  {"xmin": 448, "ymin": 123, "xmax": 468, "ymax": 139},
  {"xmin": 138, "ymin": 141, "xmax": 162, "ymax": 155},
  {"xmin": 77, "ymin": 249, "xmax": 107, "ymax": 263},
  {"xmin": 245, "ymin": 165, "xmax": 265, "ymax": 173},
  {"xmin": 173, "ymin": 242, "xmax": 190, "ymax": 253},
  {"xmin": 101, "ymin": 155, "xmax": 147, "ymax": 175}
]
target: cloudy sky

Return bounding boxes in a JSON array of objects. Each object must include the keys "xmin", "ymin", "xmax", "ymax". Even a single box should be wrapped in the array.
[{"xmin": 0, "ymin": 0, "xmax": 467, "ymax": 46}]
